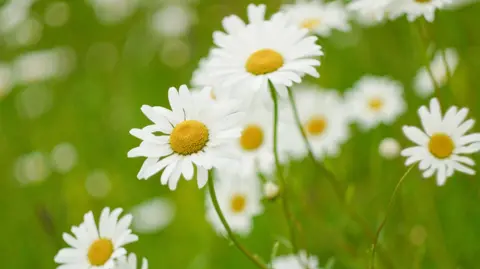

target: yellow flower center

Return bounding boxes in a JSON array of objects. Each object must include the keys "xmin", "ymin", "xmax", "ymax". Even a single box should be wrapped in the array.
[
  {"xmin": 170, "ymin": 120, "xmax": 209, "ymax": 155},
  {"xmin": 240, "ymin": 124, "xmax": 264, "ymax": 151},
  {"xmin": 300, "ymin": 18, "xmax": 321, "ymax": 30},
  {"xmin": 305, "ymin": 116, "xmax": 327, "ymax": 136},
  {"xmin": 428, "ymin": 133, "xmax": 454, "ymax": 159},
  {"xmin": 245, "ymin": 49, "xmax": 284, "ymax": 75},
  {"xmin": 87, "ymin": 239, "xmax": 114, "ymax": 266},
  {"xmin": 210, "ymin": 90, "xmax": 217, "ymax": 100},
  {"xmin": 230, "ymin": 194, "xmax": 247, "ymax": 213},
  {"xmin": 368, "ymin": 97, "xmax": 384, "ymax": 112},
  {"xmin": 415, "ymin": 0, "xmax": 431, "ymax": 3}
]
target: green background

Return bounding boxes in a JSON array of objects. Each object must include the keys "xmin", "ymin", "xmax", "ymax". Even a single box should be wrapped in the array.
[{"xmin": 1, "ymin": 0, "xmax": 480, "ymax": 268}]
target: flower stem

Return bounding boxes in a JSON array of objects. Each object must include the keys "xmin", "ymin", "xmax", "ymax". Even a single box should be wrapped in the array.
[
  {"xmin": 370, "ymin": 165, "xmax": 415, "ymax": 269},
  {"xmin": 207, "ymin": 176, "xmax": 269, "ymax": 269},
  {"xmin": 268, "ymin": 82, "xmax": 300, "ymax": 255}
]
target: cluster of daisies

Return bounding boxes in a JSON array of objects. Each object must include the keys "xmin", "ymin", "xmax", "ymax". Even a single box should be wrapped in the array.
[{"xmin": 54, "ymin": 1, "xmax": 480, "ymax": 269}]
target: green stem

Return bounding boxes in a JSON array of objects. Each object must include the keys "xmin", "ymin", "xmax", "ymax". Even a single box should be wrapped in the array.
[
  {"xmin": 268, "ymin": 82, "xmax": 300, "ymax": 255},
  {"xmin": 207, "ymin": 176, "xmax": 269, "ymax": 269},
  {"xmin": 370, "ymin": 165, "xmax": 415, "ymax": 269}
]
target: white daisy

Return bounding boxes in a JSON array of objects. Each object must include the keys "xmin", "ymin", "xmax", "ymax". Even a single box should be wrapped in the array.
[
  {"xmin": 54, "ymin": 207, "xmax": 138, "ymax": 269},
  {"xmin": 347, "ymin": 0, "xmax": 394, "ymax": 26},
  {"xmin": 272, "ymin": 250, "xmax": 320, "ymax": 269},
  {"xmin": 115, "ymin": 253, "xmax": 148, "ymax": 269},
  {"xmin": 402, "ymin": 98, "xmax": 480, "ymax": 186},
  {"xmin": 283, "ymin": 0, "xmax": 351, "ymax": 37},
  {"xmin": 128, "ymin": 85, "xmax": 243, "ymax": 190},
  {"xmin": 389, "ymin": 0, "xmax": 452, "ymax": 22},
  {"xmin": 379, "ymin": 137, "xmax": 401, "ymax": 159},
  {"xmin": 263, "ymin": 181, "xmax": 280, "ymax": 200},
  {"xmin": 413, "ymin": 48, "xmax": 458, "ymax": 98},
  {"xmin": 130, "ymin": 197, "xmax": 175, "ymax": 234},
  {"xmin": 283, "ymin": 86, "xmax": 350, "ymax": 160},
  {"xmin": 151, "ymin": 5, "xmax": 194, "ymax": 38},
  {"xmin": 206, "ymin": 4, "xmax": 323, "ymax": 100},
  {"xmin": 346, "ymin": 76, "xmax": 406, "ymax": 130},
  {"xmin": 206, "ymin": 170, "xmax": 264, "ymax": 236}
]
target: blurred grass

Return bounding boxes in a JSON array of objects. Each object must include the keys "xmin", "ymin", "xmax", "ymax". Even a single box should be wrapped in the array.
[{"xmin": 1, "ymin": 0, "xmax": 480, "ymax": 268}]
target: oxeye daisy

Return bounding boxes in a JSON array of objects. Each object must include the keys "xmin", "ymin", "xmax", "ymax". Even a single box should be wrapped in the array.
[
  {"xmin": 347, "ymin": 0, "xmax": 394, "ymax": 26},
  {"xmin": 116, "ymin": 253, "xmax": 148, "ymax": 269},
  {"xmin": 206, "ymin": 4, "xmax": 323, "ymax": 100},
  {"xmin": 128, "ymin": 85, "xmax": 243, "ymax": 190},
  {"xmin": 206, "ymin": 170, "xmax": 264, "ymax": 236},
  {"xmin": 401, "ymin": 98, "xmax": 480, "ymax": 186},
  {"xmin": 282, "ymin": 0, "xmax": 351, "ymax": 37},
  {"xmin": 54, "ymin": 207, "xmax": 138, "ymax": 269},
  {"xmin": 389, "ymin": 0, "xmax": 452, "ymax": 22},
  {"xmin": 283, "ymin": 86, "xmax": 350, "ymax": 160},
  {"xmin": 345, "ymin": 76, "xmax": 406, "ymax": 130},
  {"xmin": 271, "ymin": 250, "xmax": 320, "ymax": 269},
  {"xmin": 414, "ymin": 48, "xmax": 458, "ymax": 98}
]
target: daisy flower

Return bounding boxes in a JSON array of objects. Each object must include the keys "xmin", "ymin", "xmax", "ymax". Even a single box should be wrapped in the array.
[
  {"xmin": 128, "ymin": 85, "xmax": 243, "ymax": 190},
  {"xmin": 282, "ymin": 0, "xmax": 351, "ymax": 37},
  {"xmin": 283, "ymin": 86, "xmax": 350, "ymax": 160},
  {"xmin": 115, "ymin": 253, "xmax": 148, "ymax": 269},
  {"xmin": 347, "ymin": 0, "xmax": 394, "ymax": 26},
  {"xmin": 389, "ymin": 0, "xmax": 452, "ymax": 22},
  {"xmin": 345, "ymin": 76, "xmax": 406, "ymax": 130},
  {"xmin": 379, "ymin": 137, "xmax": 401, "ymax": 159},
  {"xmin": 413, "ymin": 48, "xmax": 458, "ymax": 98},
  {"xmin": 54, "ymin": 207, "xmax": 138, "ymax": 269},
  {"xmin": 206, "ymin": 4, "xmax": 323, "ymax": 100},
  {"xmin": 272, "ymin": 250, "xmax": 320, "ymax": 269},
  {"xmin": 206, "ymin": 170, "xmax": 264, "ymax": 236},
  {"xmin": 401, "ymin": 98, "xmax": 480, "ymax": 186}
]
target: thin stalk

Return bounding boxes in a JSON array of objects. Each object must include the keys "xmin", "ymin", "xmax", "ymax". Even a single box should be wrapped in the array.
[
  {"xmin": 207, "ymin": 177, "xmax": 269, "ymax": 269},
  {"xmin": 268, "ymin": 82, "xmax": 300, "ymax": 255},
  {"xmin": 370, "ymin": 165, "xmax": 415, "ymax": 269}
]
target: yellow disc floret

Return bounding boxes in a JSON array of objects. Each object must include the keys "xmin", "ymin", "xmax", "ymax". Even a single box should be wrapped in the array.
[
  {"xmin": 245, "ymin": 49, "xmax": 284, "ymax": 75},
  {"xmin": 170, "ymin": 120, "xmax": 209, "ymax": 155},
  {"xmin": 428, "ymin": 133, "xmax": 454, "ymax": 159},
  {"xmin": 240, "ymin": 124, "xmax": 264, "ymax": 151},
  {"xmin": 88, "ymin": 239, "xmax": 114, "ymax": 266}
]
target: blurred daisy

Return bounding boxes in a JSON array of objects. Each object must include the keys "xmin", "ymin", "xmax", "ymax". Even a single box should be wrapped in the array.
[
  {"xmin": 282, "ymin": 0, "xmax": 351, "ymax": 37},
  {"xmin": 414, "ymin": 48, "xmax": 458, "ymax": 98},
  {"xmin": 207, "ymin": 4, "xmax": 323, "ymax": 100},
  {"xmin": 128, "ymin": 85, "xmax": 243, "ymax": 190},
  {"xmin": 389, "ymin": 0, "xmax": 452, "ymax": 22},
  {"xmin": 130, "ymin": 197, "xmax": 175, "ymax": 234},
  {"xmin": 116, "ymin": 253, "xmax": 148, "ymax": 269},
  {"xmin": 54, "ymin": 207, "xmax": 138, "ymax": 269},
  {"xmin": 401, "ymin": 98, "xmax": 480, "ymax": 185},
  {"xmin": 263, "ymin": 181, "xmax": 280, "ymax": 200},
  {"xmin": 347, "ymin": 0, "xmax": 393, "ymax": 26},
  {"xmin": 191, "ymin": 55, "xmax": 234, "ymax": 102},
  {"xmin": 206, "ymin": 170, "xmax": 263, "ymax": 236},
  {"xmin": 0, "ymin": 63, "xmax": 13, "ymax": 98},
  {"xmin": 14, "ymin": 151, "xmax": 51, "ymax": 185},
  {"xmin": 272, "ymin": 250, "xmax": 320, "ymax": 269},
  {"xmin": 379, "ymin": 137, "xmax": 401, "ymax": 159},
  {"xmin": 151, "ymin": 5, "xmax": 194, "ymax": 38},
  {"xmin": 87, "ymin": 0, "xmax": 139, "ymax": 24},
  {"xmin": 284, "ymin": 86, "xmax": 350, "ymax": 160},
  {"xmin": 346, "ymin": 76, "xmax": 406, "ymax": 130}
]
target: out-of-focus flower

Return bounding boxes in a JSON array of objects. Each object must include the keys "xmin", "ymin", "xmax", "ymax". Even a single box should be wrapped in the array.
[
  {"xmin": 379, "ymin": 137, "xmax": 401, "ymax": 159},
  {"xmin": 283, "ymin": 0, "xmax": 351, "ymax": 37},
  {"xmin": 54, "ymin": 207, "xmax": 138, "ymax": 268},
  {"xmin": 346, "ymin": 76, "xmax": 406, "ymax": 130},
  {"xmin": 283, "ymin": 86, "xmax": 350, "ymax": 160},
  {"xmin": 14, "ymin": 151, "xmax": 51, "ymax": 185},
  {"xmin": 347, "ymin": 0, "xmax": 393, "ymax": 26},
  {"xmin": 263, "ymin": 181, "xmax": 280, "ymax": 200},
  {"xmin": 116, "ymin": 253, "xmax": 148, "ymax": 269},
  {"xmin": 0, "ymin": 0, "xmax": 36, "ymax": 34},
  {"xmin": 50, "ymin": 143, "xmax": 78, "ymax": 174},
  {"xmin": 160, "ymin": 39, "xmax": 190, "ymax": 69},
  {"xmin": 151, "ymin": 5, "xmax": 194, "ymax": 38},
  {"xmin": 128, "ymin": 85, "xmax": 243, "ymax": 190},
  {"xmin": 16, "ymin": 86, "xmax": 53, "ymax": 119},
  {"xmin": 85, "ymin": 170, "xmax": 111, "ymax": 198},
  {"xmin": 414, "ymin": 48, "xmax": 458, "ymax": 98},
  {"xmin": 401, "ymin": 98, "xmax": 480, "ymax": 186},
  {"xmin": 389, "ymin": 0, "xmax": 452, "ymax": 22},
  {"xmin": 0, "ymin": 64, "xmax": 13, "ymax": 98},
  {"xmin": 5, "ymin": 16, "xmax": 43, "ymax": 48},
  {"xmin": 130, "ymin": 197, "xmax": 175, "ymax": 234},
  {"xmin": 87, "ymin": 0, "xmax": 139, "ymax": 24},
  {"xmin": 206, "ymin": 170, "xmax": 263, "ymax": 236},
  {"xmin": 272, "ymin": 250, "xmax": 320, "ymax": 269},
  {"xmin": 44, "ymin": 2, "xmax": 70, "ymax": 27}
]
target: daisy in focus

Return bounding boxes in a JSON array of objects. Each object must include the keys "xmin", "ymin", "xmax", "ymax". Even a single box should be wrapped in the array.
[
  {"xmin": 389, "ymin": 0, "xmax": 452, "ymax": 22},
  {"xmin": 206, "ymin": 170, "xmax": 264, "ymax": 236},
  {"xmin": 272, "ymin": 250, "xmax": 320, "ymax": 269},
  {"xmin": 347, "ymin": 0, "xmax": 394, "ymax": 26},
  {"xmin": 206, "ymin": 4, "xmax": 323, "ymax": 100},
  {"xmin": 128, "ymin": 85, "xmax": 243, "ymax": 190},
  {"xmin": 54, "ymin": 207, "xmax": 138, "ymax": 269},
  {"xmin": 284, "ymin": 86, "xmax": 350, "ymax": 160},
  {"xmin": 402, "ymin": 98, "xmax": 480, "ymax": 186},
  {"xmin": 115, "ymin": 253, "xmax": 148, "ymax": 269},
  {"xmin": 282, "ymin": 0, "xmax": 351, "ymax": 37},
  {"xmin": 346, "ymin": 76, "xmax": 406, "ymax": 130},
  {"xmin": 414, "ymin": 48, "xmax": 458, "ymax": 98}
]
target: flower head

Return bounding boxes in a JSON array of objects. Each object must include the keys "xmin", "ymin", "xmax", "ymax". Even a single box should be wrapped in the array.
[
  {"xmin": 389, "ymin": 0, "xmax": 452, "ymax": 22},
  {"xmin": 272, "ymin": 250, "xmax": 320, "ymax": 269},
  {"xmin": 347, "ymin": 0, "xmax": 394, "ymax": 26}
]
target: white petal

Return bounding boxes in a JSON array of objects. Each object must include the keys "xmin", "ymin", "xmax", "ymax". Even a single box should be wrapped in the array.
[
  {"xmin": 168, "ymin": 161, "xmax": 183, "ymax": 190},
  {"xmin": 197, "ymin": 166, "xmax": 209, "ymax": 188},
  {"xmin": 436, "ymin": 165, "xmax": 447, "ymax": 186},
  {"xmin": 403, "ymin": 126, "xmax": 429, "ymax": 146},
  {"xmin": 182, "ymin": 159, "xmax": 194, "ymax": 180}
]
